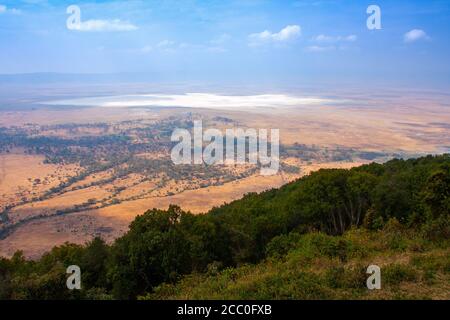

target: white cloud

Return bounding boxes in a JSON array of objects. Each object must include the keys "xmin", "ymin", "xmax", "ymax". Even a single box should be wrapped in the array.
[
  {"xmin": 207, "ymin": 46, "xmax": 227, "ymax": 53},
  {"xmin": 0, "ymin": 4, "xmax": 21, "ymax": 14},
  {"xmin": 344, "ymin": 35, "xmax": 357, "ymax": 42},
  {"xmin": 249, "ymin": 25, "xmax": 301, "ymax": 46},
  {"xmin": 313, "ymin": 34, "xmax": 332, "ymax": 42},
  {"xmin": 404, "ymin": 29, "xmax": 430, "ymax": 43},
  {"xmin": 140, "ymin": 45, "xmax": 153, "ymax": 53},
  {"xmin": 74, "ymin": 19, "xmax": 138, "ymax": 32},
  {"xmin": 134, "ymin": 37, "xmax": 230, "ymax": 55},
  {"xmin": 206, "ymin": 34, "xmax": 231, "ymax": 53},
  {"xmin": 210, "ymin": 33, "xmax": 231, "ymax": 45},
  {"xmin": 133, "ymin": 41, "xmax": 191, "ymax": 55},
  {"xmin": 157, "ymin": 40, "xmax": 175, "ymax": 48},
  {"xmin": 312, "ymin": 34, "xmax": 357, "ymax": 43},
  {"xmin": 272, "ymin": 25, "xmax": 301, "ymax": 41},
  {"xmin": 156, "ymin": 40, "xmax": 179, "ymax": 53},
  {"xmin": 305, "ymin": 45, "xmax": 335, "ymax": 52}
]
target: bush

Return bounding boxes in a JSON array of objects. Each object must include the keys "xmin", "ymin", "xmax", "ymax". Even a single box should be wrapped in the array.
[
  {"xmin": 363, "ymin": 208, "xmax": 384, "ymax": 230},
  {"xmin": 308, "ymin": 233, "xmax": 349, "ymax": 261},
  {"xmin": 411, "ymin": 253, "xmax": 449, "ymax": 275},
  {"xmin": 421, "ymin": 215, "xmax": 450, "ymax": 243},
  {"xmin": 383, "ymin": 264, "xmax": 417, "ymax": 285},
  {"xmin": 250, "ymin": 271, "xmax": 331, "ymax": 300},
  {"xmin": 324, "ymin": 265, "xmax": 366, "ymax": 289},
  {"xmin": 266, "ymin": 233, "xmax": 302, "ymax": 259}
]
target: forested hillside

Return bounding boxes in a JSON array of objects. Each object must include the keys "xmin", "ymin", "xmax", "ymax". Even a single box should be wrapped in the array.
[{"xmin": 1, "ymin": 155, "xmax": 449, "ymax": 299}]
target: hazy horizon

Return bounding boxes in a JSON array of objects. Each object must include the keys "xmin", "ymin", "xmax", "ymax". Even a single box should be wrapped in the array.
[{"xmin": 1, "ymin": 0, "xmax": 449, "ymax": 89}]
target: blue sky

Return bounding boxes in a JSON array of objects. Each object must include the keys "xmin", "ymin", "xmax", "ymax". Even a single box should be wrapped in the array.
[{"xmin": 0, "ymin": 0, "xmax": 449, "ymax": 88}]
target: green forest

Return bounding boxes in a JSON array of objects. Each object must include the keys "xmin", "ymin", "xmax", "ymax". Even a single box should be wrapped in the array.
[{"xmin": 0, "ymin": 154, "xmax": 449, "ymax": 300}]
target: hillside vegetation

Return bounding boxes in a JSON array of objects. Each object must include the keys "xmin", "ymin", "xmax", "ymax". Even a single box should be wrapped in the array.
[
  {"xmin": 0, "ymin": 155, "xmax": 449, "ymax": 300},
  {"xmin": 145, "ymin": 227, "xmax": 449, "ymax": 300}
]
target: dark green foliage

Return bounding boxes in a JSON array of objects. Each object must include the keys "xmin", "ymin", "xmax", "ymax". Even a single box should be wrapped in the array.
[
  {"xmin": 109, "ymin": 205, "xmax": 233, "ymax": 298},
  {"xmin": 266, "ymin": 233, "xmax": 303, "ymax": 259},
  {"xmin": 420, "ymin": 214, "xmax": 450, "ymax": 242},
  {"xmin": 109, "ymin": 205, "xmax": 193, "ymax": 298},
  {"xmin": 421, "ymin": 167, "xmax": 450, "ymax": 218}
]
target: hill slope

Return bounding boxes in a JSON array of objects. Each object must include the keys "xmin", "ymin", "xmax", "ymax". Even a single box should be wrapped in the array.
[{"xmin": 0, "ymin": 154, "xmax": 449, "ymax": 299}]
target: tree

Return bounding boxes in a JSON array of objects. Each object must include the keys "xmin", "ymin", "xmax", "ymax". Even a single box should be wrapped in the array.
[{"xmin": 421, "ymin": 168, "xmax": 450, "ymax": 218}]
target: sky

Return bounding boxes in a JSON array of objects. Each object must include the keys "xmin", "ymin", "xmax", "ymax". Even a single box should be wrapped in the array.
[{"xmin": 0, "ymin": 0, "xmax": 449, "ymax": 88}]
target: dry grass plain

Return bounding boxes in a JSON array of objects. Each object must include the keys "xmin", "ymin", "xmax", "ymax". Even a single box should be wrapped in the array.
[
  {"xmin": 0, "ymin": 160, "xmax": 363, "ymax": 259},
  {"xmin": 0, "ymin": 152, "xmax": 80, "ymax": 212},
  {"xmin": 0, "ymin": 90, "xmax": 449, "ymax": 258}
]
